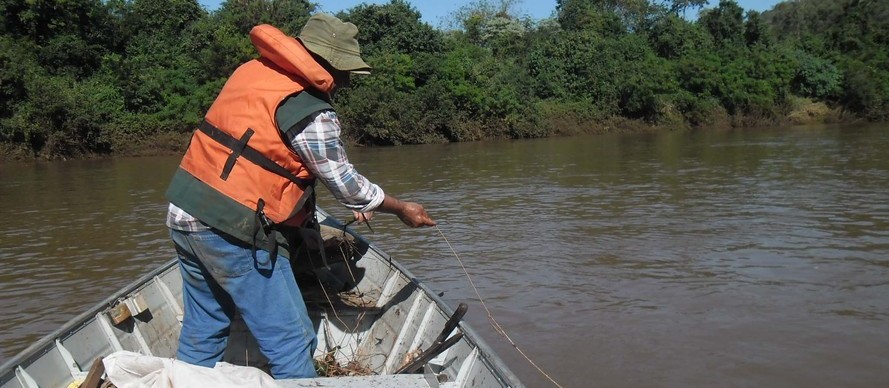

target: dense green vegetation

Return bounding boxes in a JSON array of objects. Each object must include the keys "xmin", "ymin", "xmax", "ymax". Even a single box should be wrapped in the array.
[{"xmin": 1, "ymin": 0, "xmax": 887, "ymax": 159}]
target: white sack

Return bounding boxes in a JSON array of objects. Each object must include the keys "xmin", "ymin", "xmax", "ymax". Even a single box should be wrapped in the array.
[{"xmin": 103, "ymin": 351, "xmax": 279, "ymax": 388}]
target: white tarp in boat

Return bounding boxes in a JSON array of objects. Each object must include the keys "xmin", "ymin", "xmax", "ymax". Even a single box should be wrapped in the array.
[{"xmin": 103, "ymin": 351, "xmax": 279, "ymax": 388}]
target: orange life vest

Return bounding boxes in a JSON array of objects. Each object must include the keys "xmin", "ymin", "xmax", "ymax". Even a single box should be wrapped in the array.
[{"xmin": 172, "ymin": 24, "xmax": 334, "ymax": 233}]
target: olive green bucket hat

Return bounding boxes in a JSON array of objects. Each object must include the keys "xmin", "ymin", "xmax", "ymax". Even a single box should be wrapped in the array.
[{"xmin": 298, "ymin": 13, "xmax": 371, "ymax": 75}]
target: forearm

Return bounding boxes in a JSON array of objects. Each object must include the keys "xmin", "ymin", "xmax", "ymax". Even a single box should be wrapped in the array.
[
  {"xmin": 374, "ymin": 194, "xmax": 407, "ymax": 215},
  {"xmin": 289, "ymin": 111, "xmax": 384, "ymax": 212}
]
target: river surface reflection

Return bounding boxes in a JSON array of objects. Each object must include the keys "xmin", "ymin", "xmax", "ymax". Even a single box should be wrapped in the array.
[{"xmin": 1, "ymin": 124, "xmax": 888, "ymax": 387}]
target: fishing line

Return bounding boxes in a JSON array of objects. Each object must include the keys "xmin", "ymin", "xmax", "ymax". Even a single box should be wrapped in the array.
[{"xmin": 434, "ymin": 224, "xmax": 565, "ymax": 388}]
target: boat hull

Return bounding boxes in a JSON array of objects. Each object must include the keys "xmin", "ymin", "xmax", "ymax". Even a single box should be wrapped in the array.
[{"xmin": 0, "ymin": 210, "xmax": 522, "ymax": 388}]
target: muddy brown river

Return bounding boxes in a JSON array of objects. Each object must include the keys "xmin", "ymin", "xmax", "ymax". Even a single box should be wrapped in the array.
[{"xmin": 1, "ymin": 124, "xmax": 888, "ymax": 387}]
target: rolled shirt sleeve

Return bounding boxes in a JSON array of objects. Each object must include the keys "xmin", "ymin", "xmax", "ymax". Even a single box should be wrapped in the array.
[{"xmin": 286, "ymin": 110, "xmax": 385, "ymax": 213}]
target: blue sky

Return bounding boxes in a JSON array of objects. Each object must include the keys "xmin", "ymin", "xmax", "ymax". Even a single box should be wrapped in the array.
[{"xmin": 198, "ymin": 0, "xmax": 783, "ymax": 27}]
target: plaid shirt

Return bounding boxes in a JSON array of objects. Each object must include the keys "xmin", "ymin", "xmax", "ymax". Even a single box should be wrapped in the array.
[{"xmin": 167, "ymin": 110, "xmax": 384, "ymax": 231}]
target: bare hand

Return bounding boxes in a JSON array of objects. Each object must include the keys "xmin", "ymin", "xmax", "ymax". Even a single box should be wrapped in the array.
[
  {"xmin": 397, "ymin": 202, "xmax": 436, "ymax": 227},
  {"xmin": 351, "ymin": 210, "xmax": 374, "ymax": 224}
]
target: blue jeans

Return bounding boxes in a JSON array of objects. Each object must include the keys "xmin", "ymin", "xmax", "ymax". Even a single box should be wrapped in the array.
[{"xmin": 170, "ymin": 228, "xmax": 317, "ymax": 379}]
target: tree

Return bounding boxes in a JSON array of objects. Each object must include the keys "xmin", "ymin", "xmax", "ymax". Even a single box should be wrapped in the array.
[
  {"xmin": 1, "ymin": 0, "xmax": 113, "ymax": 78},
  {"xmin": 556, "ymin": 0, "xmax": 626, "ymax": 34},
  {"xmin": 792, "ymin": 52, "xmax": 841, "ymax": 100},
  {"xmin": 0, "ymin": 36, "xmax": 37, "ymax": 134},
  {"xmin": 340, "ymin": 0, "xmax": 443, "ymax": 56},
  {"xmin": 559, "ymin": 0, "xmax": 663, "ymax": 32},
  {"xmin": 665, "ymin": 0, "xmax": 707, "ymax": 15},
  {"xmin": 744, "ymin": 10, "xmax": 770, "ymax": 47},
  {"xmin": 649, "ymin": 13, "xmax": 712, "ymax": 59},
  {"xmin": 0, "ymin": 0, "xmax": 111, "ymax": 44},
  {"xmin": 699, "ymin": 0, "xmax": 744, "ymax": 47},
  {"xmin": 450, "ymin": 0, "xmax": 530, "ymax": 55},
  {"xmin": 214, "ymin": 0, "xmax": 314, "ymax": 36},
  {"xmin": 840, "ymin": 59, "xmax": 889, "ymax": 120},
  {"xmin": 764, "ymin": 0, "xmax": 889, "ymax": 118}
]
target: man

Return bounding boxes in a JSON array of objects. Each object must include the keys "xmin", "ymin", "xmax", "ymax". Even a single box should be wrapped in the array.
[{"xmin": 165, "ymin": 14, "xmax": 435, "ymax": 379}]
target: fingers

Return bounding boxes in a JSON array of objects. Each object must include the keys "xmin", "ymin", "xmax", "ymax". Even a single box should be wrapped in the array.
[
  {"xmin": 351, "ymin": 211, "xmax": 374, "ymax": 224},
  {"xmin": 416, "ymin": 215, "xmax": 436, "ymax": 227},
  {"xmin": 406, "ymin": 215, "xmax": 435, "ymax": 227},
  {"xmin": 414, "ymin": 208, "xmax": 436, "ymax": 227},
  {"xmin": 400, "ymin": 202, "xmax": 436, "ymax": 227}
]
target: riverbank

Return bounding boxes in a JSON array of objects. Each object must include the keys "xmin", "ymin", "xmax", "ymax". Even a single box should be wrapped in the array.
[{"xmin": 0, "ymin": 101, "xmax": 863, "ymax": 163}]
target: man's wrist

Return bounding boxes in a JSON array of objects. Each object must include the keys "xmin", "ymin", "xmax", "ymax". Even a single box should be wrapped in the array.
[{"xmin": 378, "ymin": 194, "xmax": 405, "ymax": 215}]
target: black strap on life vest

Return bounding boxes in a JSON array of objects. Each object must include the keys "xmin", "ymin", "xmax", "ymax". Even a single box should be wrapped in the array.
[
  {"xmin": 221, "ymin": 129, "xmax": 254, "ymax": 180},
  {"xmin": 198, "ymin": 120, "xmax": 313, "ymax": 188}
]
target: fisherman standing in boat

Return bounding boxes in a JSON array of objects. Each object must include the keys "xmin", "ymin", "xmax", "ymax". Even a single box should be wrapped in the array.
[{"xmin": 164, "ymin": 14, "xmax": 436, "ymax": 379}]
